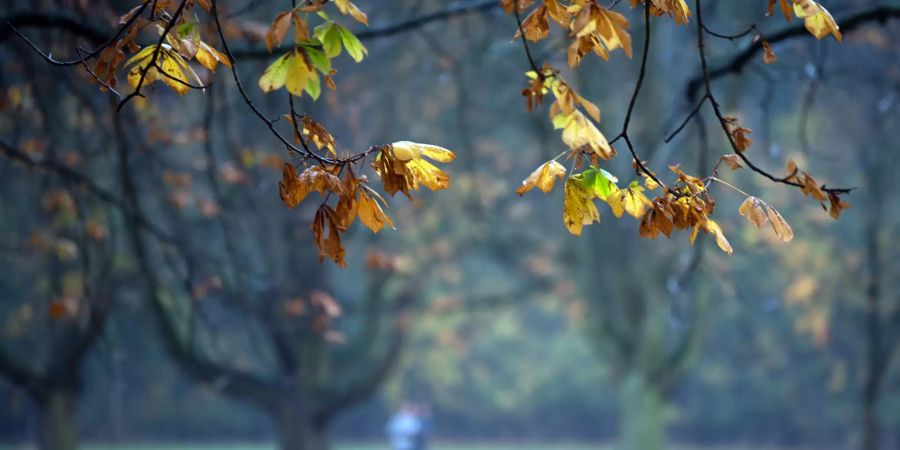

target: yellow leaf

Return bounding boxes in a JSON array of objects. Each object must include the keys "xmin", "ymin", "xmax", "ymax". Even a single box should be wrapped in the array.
[
  {"xmin": 195, "ymin": 41, "xmax": 231, "ymax": 71},
  {"xmin": 405, "ymin": 158, "xmax": 451, "ymax": 191},
  {"xmin": 606, "ymin": 184, "xmax": 651, "ymax": 219},
  {"xmin": 635, "ymin": 0, "xmax": 691, "ymax": 25},
  {"xmin": 391, "ymin": 141, "xmax": 456, "ymax": 163},
  {"xmin": 375, "ymin": 143, "xmax": 455, "ymax": 198},
  {"xmin": 285, "ymin": 52, "xmax": 312, "ymax": 97},
  {"xmin": 793, "ymin": 0, "xmax": 842, "ymax": 41},
  {"xmin": 563, "ymin": 178, "xmax": 600, "ymax": 235},
  {"xmin": 334, "ymin": 0, "xmax": 369, "ymax": 25},
  {"xmin": 554, "ymin": 110, "xmax": 614, "ymax": 160},
  {"xmin": 704, "ymin": 219, "xmax": 734, "ymax": 255},
  {"xmin": 516, "ymin": 160, "xmax": 567, "ymax": 195},
  {"xmin": 125, "ymin": 45, "xmax": 198, "ymax": 95},
  {"xmin": 358, "ymin": 188, "xmax": 394, "ymax": 233}
]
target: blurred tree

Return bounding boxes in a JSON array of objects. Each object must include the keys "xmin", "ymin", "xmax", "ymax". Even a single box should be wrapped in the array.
[{"xmin": 0, "ymin": 124, "xmax": 118, "ymax": 449}]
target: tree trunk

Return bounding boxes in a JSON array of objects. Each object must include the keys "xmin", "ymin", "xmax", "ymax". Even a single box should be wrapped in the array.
[
  {"xmin": 274, "ymin": 406, "xmax": 329, "ymax": 450},
  {"xmin": 863, "ymin": 395, "xmax": 877, "ymax": 450},
  {"xmin": 619, "ymin": 373, "xmax": 666, "ymax": 450},
  {"xmin": 36, "ymin": 387, "xmax": 78, "ymax": 450}
]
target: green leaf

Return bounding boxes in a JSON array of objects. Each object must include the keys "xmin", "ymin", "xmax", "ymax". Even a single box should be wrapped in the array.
[
  {"xmin": 303, "ymin": 46, "xmax": 331, "ymax": 74},
  {"xmin": 336, "ymin": 24, "xmax": 367, "ymax": 62},
  {"xmin": 306, "ymin": 71, "xmax": 321, "ymax": 100},
  {"xmin": 315, "ymin": 23, "xmax": 343, "ymax": 58},
  {"xmin": 576, "ymin": 167, "xmax": 619, "ymax": 201},
  {"xmin": 258, "ymin": 52, "xmax": 291, "ymax": 92}
]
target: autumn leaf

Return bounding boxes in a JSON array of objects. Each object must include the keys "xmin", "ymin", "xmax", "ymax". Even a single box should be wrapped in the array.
[
  {"xmin": 516, "ymin": 160, "xmax": 567, "ymax": 195},
  {"xmin": 828, "ymin": 192, "xmax": 850, "ymax": 220},
  {"xmin": 334, "ymin": 171, "xmax": 360, "ymax": 228},
  {"xmin": 266, "ymin": 11, "xmax": 293, "ymax": 52},
  {"xmin": 606, "ymin": 181, "xmax": 651, "ymax": 219},
  {"xmin": 704, "ymin": 219, "xmax": 734, "ymax": 255},
  {"xmin": 334, "ymin": 0, "xmax": 369, "ymax": 26},
  {"xmin": 738, "ymin": 196, "xmax": 768, "ymax": 228},
  {"xmin": 374, "ymin": 142, "xmax": 455, "ymax": 198},
  {"xmin": 518, "ymin": 5, "xmax": 550, "ymax": 42},
  {"xmin": 766, "ymin": 205, "xmax": 794, "ymax": 242},
  {"xmin": 669, "ymin": 165, "xmax": 706, "ymax": 194},
  {"xmin": 563, "ymin": 178, "xmax": 601, "ymax": 236},
  {"xmin": 391, "ymin": 141, "xmax": 456, "ymax": 163},
  {"xmin": 300, "ymin": 115, "xmax": 336, "ymax": 156},
  {"xmin": 554, "ymin": 110, "xmax": 615, "ymax": 160},
  {"xmin": 720, "ymin": 154, "xmax": 744, "ymax": 171},
  {"xmin": 125, "ymin": 44, "xmax": 201, "ymax": 95},
  {"xmin": 311, "ymin": 206, "xmax": 347, "ymax": 267},
  {"xmin": 568, "ymin": 3, "xmax": 632, "ymax": 65},
  {"xmin": 800, "ymin": 172, "xmax": 826, "ymax": 202},
  {"xmin": 633, "ymin": 0, "xmax": 691, "ymax": 25},
  {"xmin": 767, "ymin": 0, "xmax": 792, "ymax": 21},
  {"xmin": 762, "ymin": 41, "xmax": 777, "ymax": 64},
  {"xmin": 639, "ymin": 201, "xmax": 674, "ymax": 239},
  {"xmin": 195, "ymin": 41, "xmax": 231, "ymax": 71},
  {"xmin": 278, "ymin": 163, "xmax": 343, "ymax": 208},
  {"xmin": 793, "ymin": 0, "xmax": 842, "ymax": 42},
  {"xmin": 500, "ymin": 0, "xmax": 535, "ymax": 14},
  {"xmin": 785, "ymin": 159, "xmax": 801, "ymax": 183},
  {"xmin": 544, "ymin": 0, "xmax": 570, "ymax": 27},
  {"xmin": 723, "ymin": 116, "xmax": 753, "ymax": 151},
  {"xmin": 358, "ymin": 187, "xmax": 394, "ymax": 233}
]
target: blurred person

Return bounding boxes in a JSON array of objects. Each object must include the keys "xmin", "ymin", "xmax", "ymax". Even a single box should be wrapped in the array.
[{"xmin": 386, "ymin": 402, "xmax": 422, "ymax": 450}]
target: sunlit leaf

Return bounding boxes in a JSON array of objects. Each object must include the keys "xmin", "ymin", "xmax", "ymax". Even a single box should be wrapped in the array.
[
  {"xmin": 766, "ymin": 205, "xmax": 794, "ymax": 242},
  {"xmin": 738, "ymin": 196, "xmax": 768, "ymax": 228},
  {"xmin": 358, "ymin": 187, "xmax": 394, "ymax": 233},
  {"xmin": 516, "ymin": 160, "xmax": 567, "ymax": 195},
  {"xmin": 793, "ymin": 0, "xmax": 842, "ymax": 41},
  {"xmin": 606, "ymin": 182, "xmax": 651, "ymax": 219}
]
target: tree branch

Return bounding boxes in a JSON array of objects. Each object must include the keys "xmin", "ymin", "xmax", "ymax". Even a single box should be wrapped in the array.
[{"xmin": 686, "ymin": 5, "xmax": 900, "ymax": 100}]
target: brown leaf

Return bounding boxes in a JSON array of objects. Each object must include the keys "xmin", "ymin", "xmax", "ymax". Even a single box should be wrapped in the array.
[
  {"xmin": 762, "ymin": 41, "xmax": 777, "ymax": 64},
  {"xmin": 801, "ymin": 172, "xmax": 827, "ymax": 202},
  {"xmin": 265, "ymin": 11, "xmax": 293, "ymax": 52},
  {"xmin": 766, "ymin": 205, "xmax": 794, "ymax": 242},
  {"xmin": 720, "ymin": 154, "xmax": 744, "ymax": 171},
  {"xmin": 828, "ymin": 192, "xmax": 850, "ymax": 220},
  {"xmin": 738, "ymin": 196, "xmax": 768, "ymax": 228}
]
